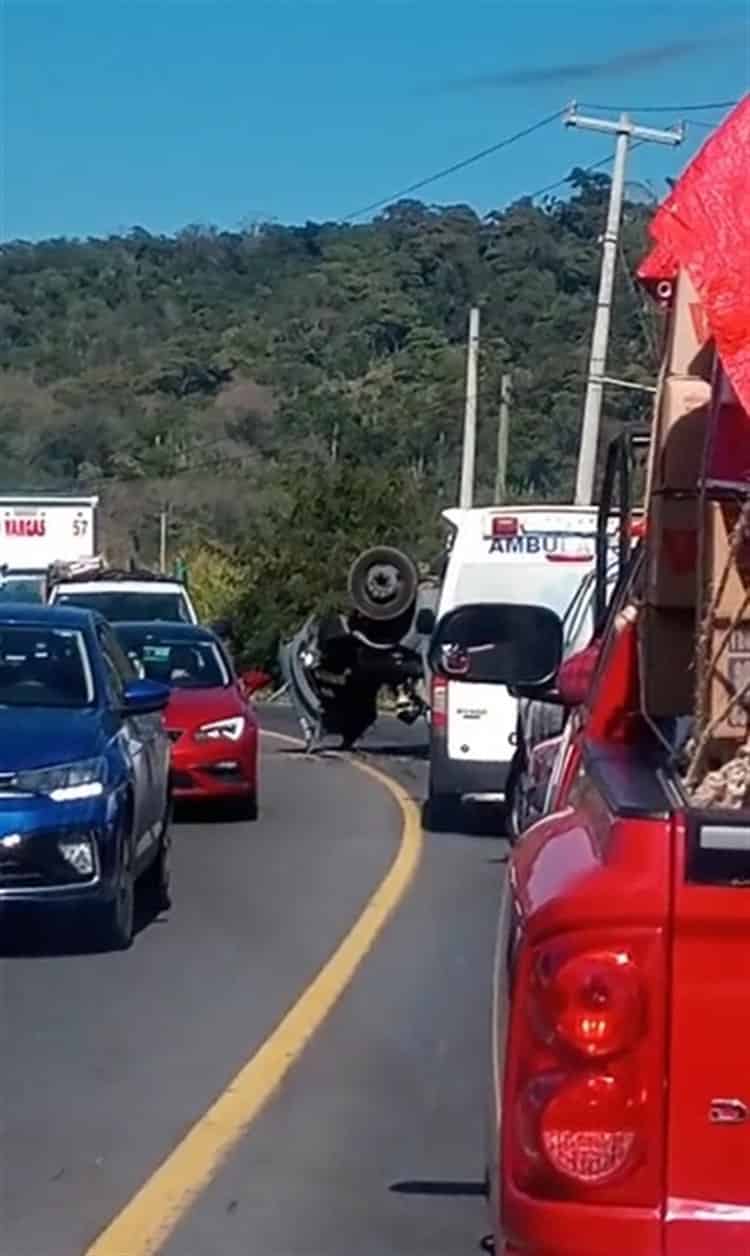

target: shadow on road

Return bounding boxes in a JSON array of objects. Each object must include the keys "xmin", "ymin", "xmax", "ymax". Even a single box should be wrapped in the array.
[
  {"xmin": 390, "ymin": 1179, "xmax": 487, "ymax": 1198},
  {"xmin": 173, "ymin": 798, "xmax": 258, "ymax": 825},
  {"xmin": 357, "ymin": 742, "xmax": 429, "ymax": 761},
  {"xmin": 421, "ymin": 799, "xmax": 509, "ymax": 840},
  {"xmin": 0, "ymin": 888, "xmax": 166, "ymax": 959}
]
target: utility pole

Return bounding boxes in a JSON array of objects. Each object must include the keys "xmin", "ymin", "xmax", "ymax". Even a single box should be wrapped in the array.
[
  {"xmin": 495, "ymin": 372, "xmax": 512, "ymax": 503},
  {"xmin": 159, "ymin": 505, "xmax": 169, "ymax": 574},
  {"xmin": 564, "ymin": 104, "xmax": 683, "ymax": 505},
  {"xmin": 459, "ymin": 306, "xmax": 480, "ymax": 509}
]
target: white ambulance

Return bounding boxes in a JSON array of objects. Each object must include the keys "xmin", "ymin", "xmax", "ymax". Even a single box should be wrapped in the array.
[{"xmin": 426, "ymin": 505, "xmax": 601, "ymax": 827}]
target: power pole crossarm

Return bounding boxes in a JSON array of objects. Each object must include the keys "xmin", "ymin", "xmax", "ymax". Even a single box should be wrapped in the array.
[
  {"xmin": 564, "ymin": 105, "xmax": 683, "ymax": 506},
  {"xmin": 564, "ymin": 104, "xmax": 685, "ymax": 147}
]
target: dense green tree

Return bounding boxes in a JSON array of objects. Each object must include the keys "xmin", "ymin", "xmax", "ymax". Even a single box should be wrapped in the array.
[{"xmin": 0, "ymin": 172, "xmax": 661, "ymax": 660}]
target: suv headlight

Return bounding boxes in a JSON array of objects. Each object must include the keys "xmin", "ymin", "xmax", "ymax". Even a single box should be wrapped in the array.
[
  {"xmin": 15, "ymin": 757, "xmax": 107, "ymax": 802},
  {"xmin": 194, "ymin": 716, "xmax": 245, "ymax": 742}
]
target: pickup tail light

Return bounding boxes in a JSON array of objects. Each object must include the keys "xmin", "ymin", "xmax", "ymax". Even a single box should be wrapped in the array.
[
  {"xmin": 540, "ymin": 1072, "xmax": 641, "ymax": 1185},
  {"xmin": 431, "ymin": 676, "xmax": 448, "ymax": 733},
  {"xmin": 507, "ymin": 936, "xmax": 662, "ymax": 1207},
  {"xmin": 535, "ymin": 949, "xmax": 644, "ymax": 1059}
]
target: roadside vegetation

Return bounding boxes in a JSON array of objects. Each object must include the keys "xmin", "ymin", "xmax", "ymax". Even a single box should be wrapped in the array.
[{"xmin": 0, "ymin": 171, "xmax": 659, "ymax": 665}]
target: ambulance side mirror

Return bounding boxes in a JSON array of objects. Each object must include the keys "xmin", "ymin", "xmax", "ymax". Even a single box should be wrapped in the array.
[{"xmin": 429, "ymin": 602, "xmax": 563, "ymax": 687}]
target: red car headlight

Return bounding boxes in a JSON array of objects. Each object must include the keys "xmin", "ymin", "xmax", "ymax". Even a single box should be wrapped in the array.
[{"xmin": 194, "ymin": 716, "xmax": 246, "ymax": 742}]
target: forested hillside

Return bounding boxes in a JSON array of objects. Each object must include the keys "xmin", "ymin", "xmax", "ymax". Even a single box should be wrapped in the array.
[{"xmin": 0, "ymin": 171, "xmax": 660, "ymax": 662}]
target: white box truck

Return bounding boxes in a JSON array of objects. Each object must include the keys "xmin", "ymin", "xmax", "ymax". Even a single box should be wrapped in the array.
[{"xmin": 0, "ymin": 495, "xmax": 99, "ymax": 603}]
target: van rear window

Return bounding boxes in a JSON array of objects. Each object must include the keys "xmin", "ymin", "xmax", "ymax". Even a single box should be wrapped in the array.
[{"xmin": 453, "ymin": 563, "xmax": 589, "ymax": 619}]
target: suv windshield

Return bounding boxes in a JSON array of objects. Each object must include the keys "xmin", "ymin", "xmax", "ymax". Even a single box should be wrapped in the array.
[
  {"xmin": 115, "ymin": 628, "xmax": 230, "ymax": 689},
  {"xmin": 54, "ymin": 591, "xmax": 191, "ymax": 623},
  {"xmin": 0, "ymin": 626, "xmax": 93, "ymax": 708}
]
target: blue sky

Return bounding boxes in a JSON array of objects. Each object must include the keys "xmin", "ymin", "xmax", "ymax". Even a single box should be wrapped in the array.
[{"xmin": 2, "ymin": 0, "xmax": 748, "ymax": 241}]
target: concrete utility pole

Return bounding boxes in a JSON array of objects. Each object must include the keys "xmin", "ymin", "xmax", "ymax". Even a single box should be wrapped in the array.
[
  {"xmin": 495, "ymin": 372, "xmax": 512, "ymax": 503},
  {"xmin": 159, "ymin": 505, "xmax": 169, "ymax": 574},
  {"xmin": 564, "ymin": 104, "xmax": 683, "ymax": 505},
  {"xmin": 459, "ymin": 306, "xmax": 480, "ymax": 509}
]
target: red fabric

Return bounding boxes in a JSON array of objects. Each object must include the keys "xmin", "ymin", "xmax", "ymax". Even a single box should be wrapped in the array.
[
  {"xmin": 637, "ymin": 240, "xmax": 678, "ymax": 288},
  {"xmin": 557, "ymin": 640, "xmax": 601, "ymax": 707},
  {"xmin": 638, "ymin": 94, "xmax": 750, "ymax": 414}
]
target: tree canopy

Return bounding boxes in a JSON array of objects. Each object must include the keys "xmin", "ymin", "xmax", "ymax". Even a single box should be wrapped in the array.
[{"xmin": 0, "ymin": 172, "xmax": 660, "ymax": 663}]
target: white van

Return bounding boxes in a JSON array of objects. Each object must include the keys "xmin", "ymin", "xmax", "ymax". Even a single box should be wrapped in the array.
[{"xmin": 426, "ymin": 505, "xmax": 601, "ymax": 826}]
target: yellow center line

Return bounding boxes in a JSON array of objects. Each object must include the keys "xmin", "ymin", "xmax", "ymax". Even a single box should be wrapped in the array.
[{"xmin": 86, "ymin": 728, "xmax": 423, "ymax": 1256}]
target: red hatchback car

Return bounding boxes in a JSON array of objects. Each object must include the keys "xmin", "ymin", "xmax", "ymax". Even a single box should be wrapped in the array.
[{"xmin": 114, "ymin": 622, "xmax": 260, "ymax": 818}]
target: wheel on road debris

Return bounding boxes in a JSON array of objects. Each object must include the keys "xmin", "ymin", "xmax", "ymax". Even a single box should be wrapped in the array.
[{"xmin": 348, "ymin": 546, "xmax": 418, "ymax": 622}]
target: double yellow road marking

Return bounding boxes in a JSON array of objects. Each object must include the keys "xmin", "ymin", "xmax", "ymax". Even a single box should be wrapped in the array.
[{"xmin": 86, "ymin": 731, "xmax": 423, "ymax": 1255}]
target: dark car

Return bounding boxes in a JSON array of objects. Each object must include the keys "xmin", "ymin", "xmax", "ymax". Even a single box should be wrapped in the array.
[{"xmin": 0, "ymin": 603, "xmax": 172, "ymax": 949}]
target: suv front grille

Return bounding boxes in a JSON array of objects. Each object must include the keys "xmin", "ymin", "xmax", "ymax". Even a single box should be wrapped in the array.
[{"xmin": 0, "ymin": 830, "xmax": 98, "ymax": 889}]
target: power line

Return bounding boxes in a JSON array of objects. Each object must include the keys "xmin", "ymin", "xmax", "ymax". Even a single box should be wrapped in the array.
[
  {"xmin": 342, "ymin": 107, "xmax": 566, "ymax": 221},
  {"xmin": 525, "ymin": 150, "xmax": 617, "ymax": 201},
  {"xmin": 579, "ymin": 99, "xmax": 738, "ymax": 113},
  {"xmin": 526, "ymin": 108, "xmax": 719, "ymax": 204},
  {"xmin": 525, "ymin": 137, "xmax": 650, "ymax": 202},
  {"xmin": 341, "ymin": 97, "xmax": 734, "ymax": 222}
]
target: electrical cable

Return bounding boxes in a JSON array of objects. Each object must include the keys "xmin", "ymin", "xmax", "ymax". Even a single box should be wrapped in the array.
[
  {"xmin": 342, "ymin": 107, "xmax": 566, "ymax": 221},
  {"xmin": 579, "ymin": 99, "xmax": 738, "ymax": 113},
  {"xmin": 342, "ymin": 97, "xmax": 729, "ymax": 221},
  {"xmin": 526, "ymin": 137, "xmax": 648, "ymax": 202}
]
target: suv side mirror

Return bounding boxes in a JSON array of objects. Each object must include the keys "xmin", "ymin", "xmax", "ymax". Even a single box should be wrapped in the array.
[
  {"xmin": 210, "ymin": 619, "xmax": 231, "ymax": 638},
  {"xmin": 415, "ymin": 606, "xmax": 436, "ymax": 636},
  {"xmin": 121, "ymin": 677, "xmax": 170, "ymax": 716},
  {"xmin": 429, "ymin": 602, "xmax": 563, "ymax": 688}
]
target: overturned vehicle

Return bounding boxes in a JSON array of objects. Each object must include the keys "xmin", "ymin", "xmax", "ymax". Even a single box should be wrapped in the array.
[{"xmin": 279, "ymin": 546, "xmax": 438, "ymax": 750}]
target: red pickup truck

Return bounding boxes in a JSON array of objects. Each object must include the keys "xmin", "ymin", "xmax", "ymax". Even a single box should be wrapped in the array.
[
  {"xmin": 428, "ymin": 95, "xmax": 750, "ymax": 1256},
  {"xmin": 432, "ymin": 565, "xmax": 749, "ymax": 1254}
]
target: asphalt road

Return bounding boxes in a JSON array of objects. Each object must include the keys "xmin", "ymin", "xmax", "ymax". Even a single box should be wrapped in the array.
[{"xmin": 1, "ymin": 709, "xmax": 506, "ymax": 1256}]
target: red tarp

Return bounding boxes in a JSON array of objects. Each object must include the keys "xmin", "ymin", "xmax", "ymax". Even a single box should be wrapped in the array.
[{"xmin": 638, "ymin": 95, "xmax": 750, "ymax": 418}]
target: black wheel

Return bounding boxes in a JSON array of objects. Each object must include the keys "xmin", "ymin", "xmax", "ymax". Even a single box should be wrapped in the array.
[
  {"xmin": 347, "ymin": 546, "xmax": 418, "ymax": 622},
  {"xmin": 140, "ymin": 796, "xmax": 172, "ymax": 912},
  {"xmin": 241, "ymin": 791, "xmax": 258, "ymax": 822},
  {"xmin": 504, "ymin": 751, "xmax": 524, "ymax": 844},
  {"xmin": 95, "ymin": 831, "xmax": 135, "ymax": 951},
  {"xmin": 425, "ymin": 788, "xmax": 462, "ymax": 832}
]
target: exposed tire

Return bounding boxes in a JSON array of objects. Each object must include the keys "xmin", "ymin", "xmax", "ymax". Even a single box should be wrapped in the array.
[
  {"xmin": 348, "ymin": 546, "xmax": 418, "ymax": 622},
  {"xmin": 95, "ymin": 831, "xmax": 135, "ymax": 951},
  {"xmin": 504, "ymin": 751, "xmax": 524, "ymax": 844},
  {"xmin": 140, "ymin": 796, "xmax": 172, "ymax": 913},
  {"xmin": 241, "ymin": 791, "xmax": 258, "ymax": 822}
]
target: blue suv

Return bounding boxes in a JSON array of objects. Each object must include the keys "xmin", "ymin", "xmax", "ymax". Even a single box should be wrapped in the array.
[{"xmin": 0, "ymin": 604, "xmax": 172, "ymax": 949}]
